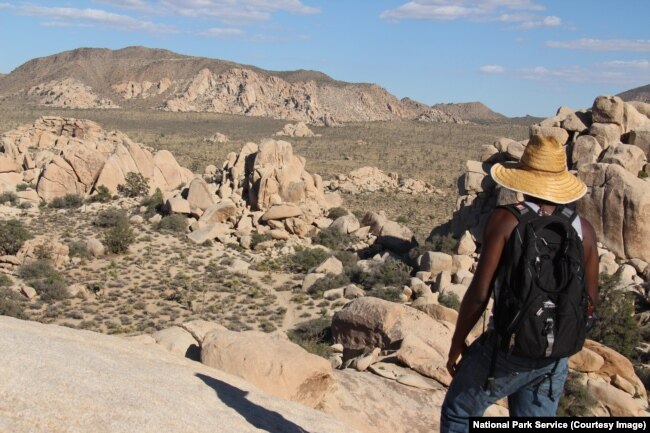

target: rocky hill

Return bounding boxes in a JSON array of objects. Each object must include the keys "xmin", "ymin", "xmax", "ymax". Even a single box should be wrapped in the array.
[
  {"xmin": 431, "ymin": 101, "xmax": 506, "ymax": 122},
  {"xmin": 0, "ymin": 47, "xmax": 494, "ymax": 125},
  {"xmin": 618, "ymin": 83, "xmax": 650, "ymax": 103}
]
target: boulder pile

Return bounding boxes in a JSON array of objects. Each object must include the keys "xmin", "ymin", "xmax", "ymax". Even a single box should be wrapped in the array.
[
  {"xmin": 327, "ymin": 166, "xmax": 444, "ymax": 195},
  {"xmin": 159, "ymin": 138, "xmax": 343, "ymax": 246},
  {"xmin": 27, "ymin": 79, "xmax": 118, "ymax": 109},
  {"xmin": 275, "ymin": 122, "xmax": 320, "ymax": 138},
  {"xmin": 0, "ymin": 117, "xmax": 193, "ymax": 201},
  {"xmin": 203, "ymin": 132, "xmax": 229, "ymax": 144},
  {"xmin": 452, "ymin": 96, "xmax": 650, "ymax": 264}
]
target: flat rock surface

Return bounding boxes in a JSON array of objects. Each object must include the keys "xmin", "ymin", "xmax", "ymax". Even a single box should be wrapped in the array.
[{"xmin": 0, "ymin": 317, "xmax": 359, "ymax": 433}]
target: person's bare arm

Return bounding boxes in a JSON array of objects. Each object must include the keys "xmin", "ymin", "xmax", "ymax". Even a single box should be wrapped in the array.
[
  {"xmin": 580, "ymin": 217, "xmax": 599, "ymax": 310},
  {"xmin": 446, "ymin": 208, "xmax": 517, "ymax": 376}
]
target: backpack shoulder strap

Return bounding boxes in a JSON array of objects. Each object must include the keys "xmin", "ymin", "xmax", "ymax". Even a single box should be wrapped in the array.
[
  {"xmin": 497, "ymin": 202, "xmax": 537, "ymax": 224},
  {"xmin": 553, "ymin": 204, "xmax": 579, "ymax": 225}
]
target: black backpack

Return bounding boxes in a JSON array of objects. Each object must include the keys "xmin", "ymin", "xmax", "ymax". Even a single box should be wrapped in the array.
[{"xmin": 491, "ymin": 202, "xmax": 588, "ymax": 359}]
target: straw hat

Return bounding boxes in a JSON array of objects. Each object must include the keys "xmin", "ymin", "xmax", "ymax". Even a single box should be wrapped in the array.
[{"xmin": 490, "ymin": 135, "xmax": 586, "ymax": 204}]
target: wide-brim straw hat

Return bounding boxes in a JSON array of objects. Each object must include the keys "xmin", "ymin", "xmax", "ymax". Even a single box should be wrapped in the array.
[{"xmin": 490, "ymin": 135, "xmax": 587, "ymax": 204}]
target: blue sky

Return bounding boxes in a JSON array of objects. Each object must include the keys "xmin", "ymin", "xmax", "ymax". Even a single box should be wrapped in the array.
[{"xmin": 0, "ymin": 1, "xmax": 649, "ymax": 117}]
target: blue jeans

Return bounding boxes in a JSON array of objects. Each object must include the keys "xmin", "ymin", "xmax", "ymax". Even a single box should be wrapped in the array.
[{"xmin": 440, "ymin": 331, "xmax": 569, "ymax": 433}]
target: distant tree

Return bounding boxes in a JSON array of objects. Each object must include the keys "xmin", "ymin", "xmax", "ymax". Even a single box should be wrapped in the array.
[
  {"xmin": 118, "ymin": 172, "xmax": 149, "ymax": 198},
  {"xmin": 103, "ymin": 221, "xmax": 135, "ymax": 254},
  {"xmin": 0, "ymin": 219, "xmax": 33, "ymax": 255}
]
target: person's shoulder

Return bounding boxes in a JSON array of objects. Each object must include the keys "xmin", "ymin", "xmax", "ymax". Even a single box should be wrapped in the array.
[
  {"xmin": 577, "ymin": 214, "xmax": 597, "ymax": 245},
  {"xmin": 486, "ymin": 206, "xmax": 519, "ymax": 234}
]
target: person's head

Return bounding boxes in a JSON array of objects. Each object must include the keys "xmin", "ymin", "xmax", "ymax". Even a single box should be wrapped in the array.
[{"xmin": 490, "ymin": 135, "xmax": 586, "ymax": 205}]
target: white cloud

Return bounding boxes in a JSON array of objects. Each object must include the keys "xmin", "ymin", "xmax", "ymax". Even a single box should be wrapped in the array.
[
  {"xmin": 516, "ymin": 61, "xmax": 647, "ymax": 86},
  {"xmin": 380, "ymin": 0, "xmax": 556, "ymax": 29},
  {"xmin": 546, "ymin": 38, "xmax": 650, "ymax": 52},
  {"xmin": 0, "ymin": 2, "xmax": 14, "ymax": 9},
  {"xmin": 603, "ymin": 59, "xmax": 650, "ymax": 69},
  {"xmin": 21, "ymin": 5, "xmax": 177, "ymax": 32},
  {"xmin": 480, "ymin": 65, "xmax": 505, "ymax": 74},
  {"xmin": 199, "ymin": 28, "xmax": 244, "ymax": 38},
  {"xmin": 498, "ymin": 13, "xmax": 560, "ymax": 29},
  {"xmin": 94, "ymin": 0, "xmax": 151, "ymax": 11},
  {"xmin": 96, "ymin": 0, "xmax": 319, "ymax": 23}
]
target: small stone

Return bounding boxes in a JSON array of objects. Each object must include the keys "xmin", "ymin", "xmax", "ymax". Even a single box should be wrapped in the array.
[
  {"xmin": 302, "ymin": 273, "xmax": 325, "ymax": 292},
  {"xmin": 21, "ymin": 284, "xmax": 37, "ymax": 300},
  {"xmin": 323, "ymin": 288, "xmax": 344, "ymax": 300},
  {"xmin": 355, "ymin": 347, "xmax": 381, "ymax": 372},
  {"xmin": 269, "ymin": 229, "xmax": 290, "ymax": 240},
  {"xmin": 343, "ymin": 284, "xmax": 365, "ymax": 299},
  {"xmin": 314, "ymin": 257, "xmax": 343, "ymax": 275},
  {"xmin": 456, "ymin": 231, "xmax": 476, "ymax": 255}
]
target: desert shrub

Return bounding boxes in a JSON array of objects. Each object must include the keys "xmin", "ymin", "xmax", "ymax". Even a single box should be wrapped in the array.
[
  {"xmin": 118, "ymin": 172, "xmax": 149, "ymax": 198},
  {"xmin": 156, "ymin": 214, "xmax": 187, "ymax": 233},
  {"xmin": 423, "ymin": 234, "xmax": 458, "ymax": 255},
  {"xmin": 88, "ymin": 185, "xmax": 113, "ymax": 203},
  {"xmin": 94, "ymin": 207, "xmax": 129, "ymax": 228},
  {"xmin": 250, "ymin": 232, "xmax": 272, "ymax": 249},
  {"xmin": 50, "ymin": 193, "xmax": 83, "ymax": 209},
  {"xmin": 313, "ymin": 226, "xmax": 352, "ymax": 249},
  {"xmin": 103, "ymin": 221, "xmax": 136, "ymax": 254},
  {"xmin": 287, "ymin": 317, "xmax": 333, "ymax": 358},
  {"xmin": 289, "ymin": 247, "xmax": 330, "ymax": 273},
  {"xmin": 327, "ymin": 207, "xmax": 348, "ymax": 220},
  {"xmin": 439, "ymin": 291, "xmax": 461, "ymax": 311},
  {"xmin": 588, "ymin": 273, "xmax": 641, "ymax": 359},
  {"xmin": 15, "ymin": 183, "xmax": 29, "ymax": 192},
  {"xmin": 67, "ymin": 240, "xmax": 89, "ymax": 259},
  {"xmin": 0, "ymin": 273, "xmax": 12, "ymax": 287},
  {"xmin": 366, "ymin": 286, "xmax": 403, "ymax": 302},
  {"xmin": 141, "ymin": 188, "xmax": 165, "ymax": 216},
  {"xmin": 557, "ymin": 372, "xmax": 597, "ymax": 416},
  {"xmin": 361, "ymin": 257, "xmax": 411, "ymax": 290},
  {"xmin": 307, "ymin": 273, "xmax": 350, "ymax": 296},
  {"xmin": 639, "ymin": 171, "xmax": 648, "ymax": 179},
  {"xmin": 17, "ymin": 259, "xmax": 68, "ymax": 301},
  {"xmin": 0, "ymin": 192, "xmax": 17, "ymax": 205},
  {"xmin": 34, "ymin": 243, "xmax": 52, "ymax": 260},
  {"xmin": 334, "ymin": 250, "xmax": 358, "ymax": 268},
  {"xmin": 259, "ymin": 321, "xmax": 277, "ymax": 333},
  {"xmin": 0, "ymin": 219, "xmax": 33, "ymax": 255},
  {"xmin": 0, "ymin": 288, "xmax": 25, "ymax": 318}
]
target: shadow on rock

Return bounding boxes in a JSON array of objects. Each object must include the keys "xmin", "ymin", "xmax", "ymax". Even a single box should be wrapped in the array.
[{"xmin": 195, "ymin": 373, "xmax": 311, "ymax": 433}]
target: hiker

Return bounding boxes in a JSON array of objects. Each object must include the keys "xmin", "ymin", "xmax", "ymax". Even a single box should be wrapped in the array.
[{"xmin": 440, "ymin": 135, "xmax": 599, "ymax": 432}]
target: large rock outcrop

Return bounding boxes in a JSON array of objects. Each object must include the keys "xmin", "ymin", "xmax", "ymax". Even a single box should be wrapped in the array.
[
  {"xmin": 201, "ymin": 328, "xmax": 335, "ymax": 408},
  {"xmin": 0, "ymin": 316, "xmax": 357, "ymax": 433},
  {"xmin": 450, "ymin": 96, "xmax": 650, "ymax": 262},
  {"xmin": 332, "ymin": 297, "xmax": 454, "ymax": 386},
  {"xmin": 163, "ymin": 67, "xmax": 413, "ymax": 125},
  {"xmin": 27, "ymin": 78, "xmax": 118, "ymax": 109},
  {"xmin": 577, "ymin": 163, "xmax": 650, "ymax": 261},
  {"xmin": 0, "ymin": 117, "xmax": 193, "ymax": 201}
]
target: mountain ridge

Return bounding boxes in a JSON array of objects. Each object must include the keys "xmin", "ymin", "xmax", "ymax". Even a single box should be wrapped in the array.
[
  {"xmin": 618, "ymin": 83, "xmax": 650, "ymax": 103},
  {"xmin": 0, "ymin": 46, "xmax": 504, "ymax": 125}
]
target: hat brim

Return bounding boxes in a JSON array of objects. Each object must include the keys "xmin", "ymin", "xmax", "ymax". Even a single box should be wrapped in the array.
[{"xmin": 490, "ymin": 162, "xmax": 587, "ymax": 205}]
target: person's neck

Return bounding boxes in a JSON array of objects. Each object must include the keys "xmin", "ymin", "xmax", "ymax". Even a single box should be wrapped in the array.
[{"xmin": 524, "ymin": 196, "xmax": 558, "ymax": 216}]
